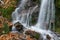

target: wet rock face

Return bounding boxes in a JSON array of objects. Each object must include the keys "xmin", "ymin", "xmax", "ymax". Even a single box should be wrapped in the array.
[
  {"xmin": 46, "ymin": 35, "xmax": 51, "ymax": 40},
  {"xmin": 25, "ymin": 0, "xmax": 39, "ymax": 9},
  {"xmin": 25, "ymin": 30, "xmax": 40, "ymax": 40},
  {"xmin": 25, "ymin": 30, "xmax": 53, "ymax": 40},
  {"xmin": 14, "ymin": 22, "xmax": 24, "ymax": 32}
]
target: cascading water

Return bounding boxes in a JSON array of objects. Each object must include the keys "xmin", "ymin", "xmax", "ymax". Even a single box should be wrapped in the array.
[
  {"xmin": 12, "ymin": 0, "xmax": 28, "ymax": 31},
  {"xmin": 36, "ymin": 0, "xmax": 55, "ymax": 30},
  {"xmin": 12, "ymin": 0, "xmax": 38, "ymax": 31},
  {"xmin": 36, "ymin": 0, "xmax": 49, "ymax": 29},
  {"xmin": 30, "ymin": 0, "xmax": 59, "ymax": 40},
  {"xmin": 29, "ymin": 0, "xmax": 59, "ymax": 40},
  {"xmin": 0, "ymin": 0, "xmax": 4, "ymax": 5},
  {"xmin": 11, "ymin": 0, "xmax": 59, "ymax": 40}
]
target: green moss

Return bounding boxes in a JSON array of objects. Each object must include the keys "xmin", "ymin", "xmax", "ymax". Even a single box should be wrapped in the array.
[
  {"xmin": 3, "ymin": 23, "xmax": 10, "ymax": 34},
  {"xmin": 55, "ymin": 27, "xmax": 60, "ymax": 33},
  {"xmin": 55, "ymin": 0, "xmax": 60, "ymax": 8},
  {"xmin": 55, "ymin": 0, "xmax": 60, "ymax": 33},
  {"xmin": 34, "ymin": 33, "xmax": 40, "ymax": 39},
  {"xmin": 0, "ymin": 6, "xmax": 15, "ymax": 20}
]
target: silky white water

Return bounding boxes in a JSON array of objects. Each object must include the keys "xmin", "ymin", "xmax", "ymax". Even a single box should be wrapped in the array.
[
  {"xmin": 12, "ymin": 0, "xmax": 28, "ymax": 31},
  {"xmin": 12, "ymin": 0, "xmax": 59, "ymax": 40},
  {"xmin": 0, "ymin": 0, "xmax": 4, "ymax": 5},
  {"xmin": 36, "ymin": 0, "xmax": 55, "ymax": 30}
]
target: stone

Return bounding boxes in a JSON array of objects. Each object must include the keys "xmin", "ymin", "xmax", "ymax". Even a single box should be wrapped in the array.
[
  {"xmin": 14, "ymin": 22, "xmax": 24, "ymax": 32},
  {"xmin": 25, "ymin": 30, "xmax": 40, "ymax": 40},
  {"xmin": 46, "ymin": 35, "xmax": 51, "ymax": 40}
]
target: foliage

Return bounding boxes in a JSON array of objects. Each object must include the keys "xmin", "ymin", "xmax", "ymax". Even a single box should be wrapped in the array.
[
  {"xmin": 0, "ymin": 6, "xmax": 15, "ymax": 20},
  {"xmin": 3, "ymin": 23, "xmax": 9, "ymax": 34},
  {"xmin": 0, "ymin": 28, "xmax": 3, "ymax": 35},
  {"xmin": 55, "ymin": 0, "xmax": 60, "ymax": 33},
  {"xmin": 55, "ymin": 0, "xmax": 60, "ymax": 8},
  {"xmin": 34, "ymin": 33, "xmax": 40, "ymax": 39},
  {"xmin": 55, "ymin": 27, "xmax": 60, "ymax": 33}
]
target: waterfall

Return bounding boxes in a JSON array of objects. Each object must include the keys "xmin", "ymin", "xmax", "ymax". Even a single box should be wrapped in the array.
[
  {"xmin": 11, "ymin": 0, "xmax": 59, "ymax": 40},
  {"xmin": 36, "ymin": 0, "xmax": 49, "ymax": 29},
  {"xmin": 36, "ymin": 0, "xmax": 55, "ymax": 30},
  {"xmin": 29, "ymin": 0, "xmax": 59, "ymax": 40},
  {"xmin": 12, "ymin": 0, "xmax": 28, "ymax": 31},
  {"xmin": 12, "ymin": 0, "xmax": 38, "ymax": 31}
]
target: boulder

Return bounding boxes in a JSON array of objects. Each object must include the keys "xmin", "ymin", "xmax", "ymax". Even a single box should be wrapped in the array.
[
  {"xmin": 46, "ymin": 35, "xmax": 51, "ymax": 40},
  {"xmin": 25, "ymin": 30, "xmax": 40, "ymax": 40},
  {"xmin": 14, "ymin": 22, "xmax": 24, "ymax": 32}
]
